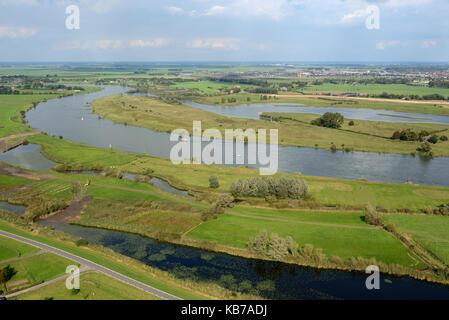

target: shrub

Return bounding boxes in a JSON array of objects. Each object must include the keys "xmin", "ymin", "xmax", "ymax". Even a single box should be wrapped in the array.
[
  {"xmin": 348, "ymin": 120, "xmax": 355, "ymax": 126},
  {"xmin": 364, "ymin": 204, "xmax": 383, "ymax": 226},
  {"xmin": 209, "ymin": 193, "xmax": 234, "ymax": 214},
  {"xmin": 209, "ymin": 175, "xmax": 219, "ymax": 189},
  {"xmin": 428, "ymin": 135, "xmax": 439, "ymax": 144},
  {"xmin": 311, "ymin": 112, "xmax": 344, "ymax": 129},
  {"xmin": 75, "ymin": 239, "xmax": 89, "ymax": 247},
  {"xmin": 440, "ymin": 135, "xmax": 448, "ymax": 142},
  {"xmin": 391, "ymin": 131, "xmax": 402, "ymax": 140}
]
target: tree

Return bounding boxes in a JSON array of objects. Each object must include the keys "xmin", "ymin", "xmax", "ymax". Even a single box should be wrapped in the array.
[
  {"xmin": 209, "ymin": 175, "xmax": 219, "ymax": 189},
  {"xmin": 311, "ymin": 112, "xmax": 344, "ymax": 129},
  {"xmin": 428, "ymin": 135, "xmax": 439, "ymax": 144},
  {"xmin": 0, "ymin": 265, "xmax": 16, "ymax": 293}
]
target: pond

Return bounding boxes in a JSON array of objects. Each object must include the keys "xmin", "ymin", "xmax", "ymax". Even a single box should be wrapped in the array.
[
  {"xmin": 0, "ymin": 144, "xmax": 57, "ymax": 171},
  {"xmin": 0, "ymin": 201, "xmax": 26, "ymax": 215}
]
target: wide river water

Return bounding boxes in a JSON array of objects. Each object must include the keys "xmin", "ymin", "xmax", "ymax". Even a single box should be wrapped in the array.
[
  {"xmin": 23, "ymin": 85, "xmax": 449, "ymax": 187},
  {"xmin": 6, "ymin": 85, "xmax": 448, "ymax": 299}
]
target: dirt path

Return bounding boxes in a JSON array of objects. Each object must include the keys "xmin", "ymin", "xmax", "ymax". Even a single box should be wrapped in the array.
[
  {"xmin": 0, "ymin": 132, "xmax": 39, "ymax": 143},
  {"xmin": 0, "ymin": 163, "xmax": 42, "ymax": 181},
  {"xmin": 43, "ymin": 196, "xmax": 93, "ymax": 223}
]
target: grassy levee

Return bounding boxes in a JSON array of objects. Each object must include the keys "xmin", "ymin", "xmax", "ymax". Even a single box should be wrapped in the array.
[
  {"xmin": 0, "ymin": 220, "xmax": 257, "ymax": 300},
  {"xmin": 25, "ymin": 134, "xmax": 449, "ymax": 212},
  {"xmin": 91, "ymin": 94, "xmax": 449, "ymax": 156},
  {"xmin": 11, "ymin": 271, "xmax": 159, "ymax": 300},
  {"xmin": 196, "ymin": 93, "xmax": 449, "ymax": 116},
  {"xmin": 0, "ymin": 235, "xmax": 40, "ymax": 261}
]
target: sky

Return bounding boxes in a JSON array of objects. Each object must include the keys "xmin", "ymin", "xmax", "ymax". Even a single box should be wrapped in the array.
[{"xmin": 0, "ymin": 0, "xmax": 448, "ymax": 62}]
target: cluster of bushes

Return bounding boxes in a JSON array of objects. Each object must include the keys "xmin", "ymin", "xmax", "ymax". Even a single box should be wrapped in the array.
[
  {"xmin": 391, "ymin": 129, "xmax": 447, "ymax": 144},
  {"xmin": 229, "ymin": 177, "xmax": 308, "ymax": 200},
  {"xmin": 204, "ymin": 194, "xmax": 235, "ymax": 220},
  {"xmin": 311, "ymin": 112, "xmax": 344, "ymax": 129},
  {"xmin": 247, "ymin": 230, "xmax": 299, "ymax": 260}
]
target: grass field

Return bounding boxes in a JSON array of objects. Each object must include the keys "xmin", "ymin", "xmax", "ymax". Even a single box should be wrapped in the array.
[
  {"xmin": 0, "ymin": 235, "xmax": 39, "ymax": 261},
  {"xmin": 90, "ymin": 94, "xmax": 449, "ymax": 156},
  {"xmin": 0, "ymin": 252, "xmax": 76, "ymax": 292},
  {"xmin": 186, "ymin": 207, "xmax": 421, "ymax": 267},
  {"xmin": 0, "ymin": 175, "xmax": 32, "ymax": 191},
  {"xmin": 33, "ymin": 180, "xmax": 75, "ymax": 200},
  {"xmin": 12, "ymin": 271, "xmax": 159, "ymax": 300}
]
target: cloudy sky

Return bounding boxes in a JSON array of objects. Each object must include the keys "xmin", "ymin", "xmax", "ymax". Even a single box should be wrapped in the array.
[{"xmin": 0, "ymin": 0, "xmax": 448, "ymax": 62}]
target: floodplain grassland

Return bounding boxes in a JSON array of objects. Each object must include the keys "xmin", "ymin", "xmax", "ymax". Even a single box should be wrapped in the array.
[
  {"xmin": 91, "ymin": 94, "xmax": 449, "ymax": 156},
  {"xmin": 11, "ymin": 271, "xmax": 159, "ymax": 300},
  {"xmin": 185, "ymin": 208, "xmax": 422, "ymax": 268},
  {"xmin": 0, "ymin": 235, "xmax": 39, "ymax": 261}
]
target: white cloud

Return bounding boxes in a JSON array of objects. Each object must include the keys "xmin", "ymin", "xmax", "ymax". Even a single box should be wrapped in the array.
[
  {"xmin": 53, "ymin": 39, "xmax": 122, "ymax": 50},
  {"xmin": 129, "ymin": 38, "xmax": 171, "ymax": 48},
  {"xmin": 0, "ymin": 26, "xmax": 36, "ymax": 38},
  {"xmin": 376, "ymin": 40, "xmax": 400, "ymax": 50},
  {"xmin": 422, "ymin": 39, "xmax": 437, "ymax": 48},
  {"xmin": 167, "ymin": 6, "xmax": 183, "ymax": 14},
  {"xmin": 189, "ymin": 38, "xmax": 240, "ymax": 50},
  {"xmin": 203, "ymin": 5, "xmax": 228, "ymax": 16}
]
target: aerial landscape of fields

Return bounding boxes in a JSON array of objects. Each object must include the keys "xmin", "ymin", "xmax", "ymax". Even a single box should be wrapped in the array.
[{"xmin": 0, "ymin": 0, "xmax": 449, "ymax": 312}]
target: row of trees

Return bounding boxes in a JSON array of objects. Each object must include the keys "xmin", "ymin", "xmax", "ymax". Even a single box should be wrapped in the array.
[
  {"xmin": 229, "ymin": 177, "xmax": 308, "ymax": 200},
  {"xmin": 391, "ymin": 129, "xmax": 447, "ymax": 144}
]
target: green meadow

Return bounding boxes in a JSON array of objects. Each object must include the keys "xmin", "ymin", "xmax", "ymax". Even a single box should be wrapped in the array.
[{"xmin": 0, "ymin": 235, "xmax": 40, "ymax": 261}]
